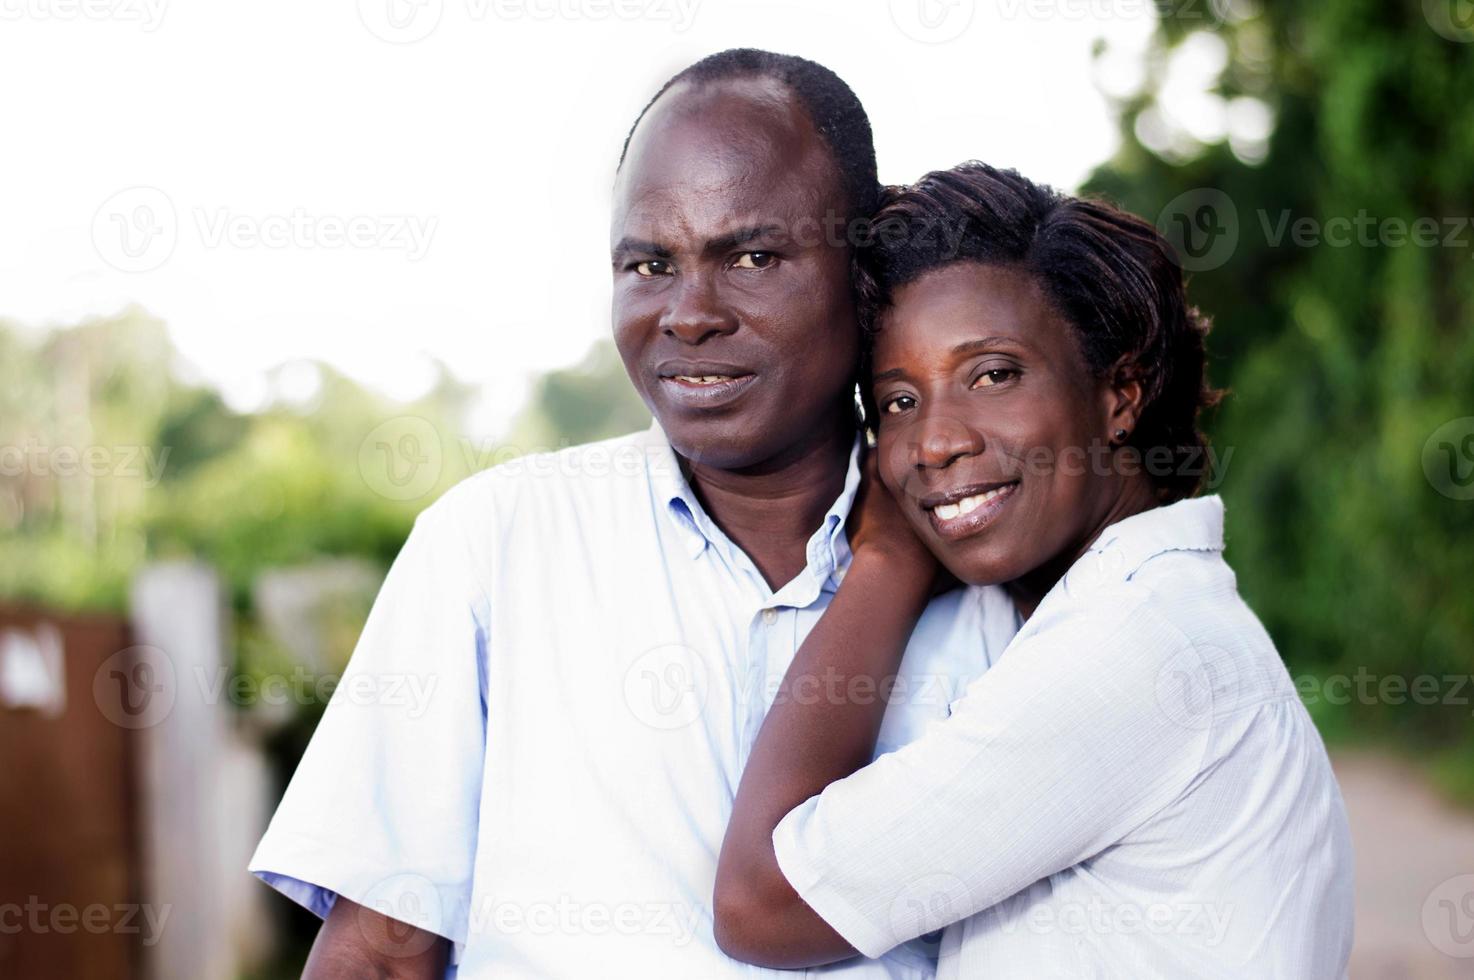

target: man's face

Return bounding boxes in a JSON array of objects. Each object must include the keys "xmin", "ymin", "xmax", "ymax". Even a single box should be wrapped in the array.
[{"xmin": 610, "ymin": 76, "xmax": 860, "ymax": 471}]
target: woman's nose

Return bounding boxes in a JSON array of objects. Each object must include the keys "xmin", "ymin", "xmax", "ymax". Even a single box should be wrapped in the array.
[{"xmin": 911, "ymin": 408, "xmax": 985, "ymax": 472}]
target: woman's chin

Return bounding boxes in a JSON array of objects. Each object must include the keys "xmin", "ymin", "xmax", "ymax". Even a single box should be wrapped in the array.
[{"xmin": 937, "ymin": 547, "xmax": 1018, "ymax": 590}]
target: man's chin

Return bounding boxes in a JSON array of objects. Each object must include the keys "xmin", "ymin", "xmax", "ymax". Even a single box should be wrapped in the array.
[{"xmin": 659, "ymin": 417, "xmax": 768, "ymax": 472}]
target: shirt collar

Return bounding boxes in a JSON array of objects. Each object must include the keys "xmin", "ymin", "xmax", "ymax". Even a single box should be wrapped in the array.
[
  {"xmin": 1065, "ymin": 495, "xmax": 1226, "ymax": 594},
  {"xmin": 644, "ymin": 419, "xmax": 862, "ymax": 590}
]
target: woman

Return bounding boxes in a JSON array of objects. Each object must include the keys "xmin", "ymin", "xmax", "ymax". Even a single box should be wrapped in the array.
[{"xmin": 712, "ymin": 163, "xmax": 1353, "ymax": 977}]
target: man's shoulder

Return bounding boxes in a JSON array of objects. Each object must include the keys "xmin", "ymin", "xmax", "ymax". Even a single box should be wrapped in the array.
[{"xmin": 422, "ymin": 425, "xmax": 668, "ymax": 527}]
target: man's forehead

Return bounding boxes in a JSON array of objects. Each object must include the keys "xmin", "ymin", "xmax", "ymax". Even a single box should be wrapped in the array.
[{"xmin": 612, "ymin": 77, "xmax": 840, "ymax": 240}]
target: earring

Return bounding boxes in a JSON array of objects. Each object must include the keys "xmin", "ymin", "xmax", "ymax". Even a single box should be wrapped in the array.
[{"xmin": 1113, "ymin": 428, "xmax": 1128, "ymax": 443}]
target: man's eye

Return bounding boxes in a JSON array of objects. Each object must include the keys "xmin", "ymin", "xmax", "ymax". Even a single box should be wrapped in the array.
[
  {"xmin": 882, "ymin": 395, "xmax": 916, "ymax": 415},
  {"xmin": 634, "ymin": 260, "xmax": 672, "ymax": 277},
  {"xmin": 972, "ymin": 368, "xmax": 1017, "ymax": 388},
  {"xmin": 733, "ymin": 251, "xmax": 776, "ymax": 270}
]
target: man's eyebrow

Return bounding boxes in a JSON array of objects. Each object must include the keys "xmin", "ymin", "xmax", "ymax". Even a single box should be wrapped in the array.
[
  {"xmin": 704, "ymin": 224, "xmax": 785, "ymax": 254},
  {"xmin": 611, "ymin": 237, "xmax": 672, "ymax": 259}
]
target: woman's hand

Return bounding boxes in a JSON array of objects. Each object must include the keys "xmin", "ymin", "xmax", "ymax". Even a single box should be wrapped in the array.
[{"xmin": 846, "ymin": 448, "xmax": 947, "ymax": 591}]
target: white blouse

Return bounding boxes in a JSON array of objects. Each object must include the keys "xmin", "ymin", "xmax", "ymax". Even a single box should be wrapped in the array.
[{"xmin": 773, "ymin": 495, "xmax": 1355, "ymax": 978}]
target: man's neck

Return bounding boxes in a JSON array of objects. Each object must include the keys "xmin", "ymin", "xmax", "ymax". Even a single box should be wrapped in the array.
[{"xmin": 683, "ymin": 410, "xmax": 855, "ymax": 592}]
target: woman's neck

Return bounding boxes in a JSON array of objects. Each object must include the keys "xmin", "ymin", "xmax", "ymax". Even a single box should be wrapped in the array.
[{"xmin": 1005, "ymin": 475, "xmax": 1161, "ymax": 621}]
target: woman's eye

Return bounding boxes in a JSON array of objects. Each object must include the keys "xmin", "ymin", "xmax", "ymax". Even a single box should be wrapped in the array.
[
  {"xmin": 634, "ymin": 260, "xmax": 672, "ymax": 277},
  {"xmin": 972, "ymin": 368, "xmax": 1016, "ymax": 388},
  {"xmin": 733, "ymin": 251, "xmax": 776, "ymax": 270},
  {"xmin": 882, "ymin": 395, "xmax": 916, "ymax": 415}
]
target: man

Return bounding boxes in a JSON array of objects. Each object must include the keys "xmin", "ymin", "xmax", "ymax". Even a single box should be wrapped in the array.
[{"xmin": 250, "ymin": 49, "xmax": 1008, "ymax": 978}]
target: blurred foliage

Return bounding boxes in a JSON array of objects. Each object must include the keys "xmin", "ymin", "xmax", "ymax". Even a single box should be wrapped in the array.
[{"xmin": 1084, "ymin": 0, "xmax": 1474, "ymax": 789}]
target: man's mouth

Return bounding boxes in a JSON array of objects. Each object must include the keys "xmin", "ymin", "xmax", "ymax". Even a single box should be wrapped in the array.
[
  {"xmin": 655, "ymin": 362, "xmax": 757, "ymax": 407},
  {"xmin": 667, "ymin": 374, "xmax": 749, "ymax": 386},
  {"xmin": 918, "ymin": 480, "xmax": 1020, "ymax": 540}
]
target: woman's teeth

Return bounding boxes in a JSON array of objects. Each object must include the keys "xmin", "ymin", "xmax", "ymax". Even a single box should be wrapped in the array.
[
  {"xmin": 674, "ymin": 375, "xmax": 734, "ymax": 384},
  {"xmin": 932, "ymin": 485, "xmax": 1012, "ymax": 520}
]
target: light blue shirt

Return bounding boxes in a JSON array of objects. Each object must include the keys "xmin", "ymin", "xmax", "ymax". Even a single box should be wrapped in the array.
[
  {"xmin": 250, "ymin": 422, "xmax": 1011, "ymax": 978},
  {"xmin": 773, "ymin": 496, "xmax": 1355, "ymax": 978}
]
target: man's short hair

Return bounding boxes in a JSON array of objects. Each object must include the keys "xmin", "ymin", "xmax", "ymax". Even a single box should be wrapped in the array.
[{"xmin": 618, "ymin": 48, "xmax": 880, "ymax": 225}]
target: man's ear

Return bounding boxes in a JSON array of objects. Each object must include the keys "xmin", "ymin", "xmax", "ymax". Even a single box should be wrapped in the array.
[{"xmin": 1102, "ymin": 355, "xmax": 1146, "ymax": 443}]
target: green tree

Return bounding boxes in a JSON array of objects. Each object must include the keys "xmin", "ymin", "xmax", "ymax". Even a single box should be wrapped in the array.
[{"xmin": 1086, "ymin": 0, "xmax": 1474, "ymax": 789}]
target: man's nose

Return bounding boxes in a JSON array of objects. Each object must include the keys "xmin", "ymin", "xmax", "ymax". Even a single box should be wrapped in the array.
[{"xmin": 660, "ymin": 272, "xmax": 737, "ymax": 345}]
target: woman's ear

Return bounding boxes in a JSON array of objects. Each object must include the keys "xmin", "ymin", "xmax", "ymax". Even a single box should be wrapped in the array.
[{"xmin": 1102, "ymin": 355, "xmax": 1146, "ymax": 445}]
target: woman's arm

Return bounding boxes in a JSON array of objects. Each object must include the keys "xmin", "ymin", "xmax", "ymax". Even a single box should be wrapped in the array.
[{"xmin": 713, "ymin": 456, "xmax": 939, "ymax": 968}]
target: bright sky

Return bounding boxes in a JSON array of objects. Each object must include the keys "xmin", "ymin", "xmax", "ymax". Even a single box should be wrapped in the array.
[{"xmin": 1, "ymin": 0, "xmax": 1170, "ymax": 437}]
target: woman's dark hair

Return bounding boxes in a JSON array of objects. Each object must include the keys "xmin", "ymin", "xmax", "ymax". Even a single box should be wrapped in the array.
[{"xmin": 856, "ymin": 161, "xmax": 1222, "ymax": 503}]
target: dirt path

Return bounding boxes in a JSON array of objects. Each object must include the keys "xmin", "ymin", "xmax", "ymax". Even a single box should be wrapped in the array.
[{"xmin": 1335, "ymin": 751, "xmax": 1474, "ymax": 978}]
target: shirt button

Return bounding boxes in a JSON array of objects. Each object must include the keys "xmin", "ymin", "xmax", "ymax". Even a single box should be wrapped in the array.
[{"xmin": 762, "ymin": 608, "xmax": 778, "ymax": 626}]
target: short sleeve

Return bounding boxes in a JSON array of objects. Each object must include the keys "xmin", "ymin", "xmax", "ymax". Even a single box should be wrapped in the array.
[
  {"xmin": 249, "ymin": 495, "xmax": 490, "ymax": 954},
  {"xmin": 771, "ymin": 585, "xmax": 1211, "ymax": 958}
]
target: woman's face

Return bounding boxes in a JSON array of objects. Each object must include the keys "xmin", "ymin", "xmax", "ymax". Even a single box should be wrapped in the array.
[{"xmin": 871, "ymin": 261, "xmax": 1132, "ymax": 589}]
